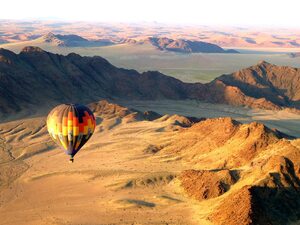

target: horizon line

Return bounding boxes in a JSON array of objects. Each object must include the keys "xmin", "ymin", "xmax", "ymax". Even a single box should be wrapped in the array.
[{"xmin": 0, "ymin": 18, "xmax": 298, "ymax": 29}]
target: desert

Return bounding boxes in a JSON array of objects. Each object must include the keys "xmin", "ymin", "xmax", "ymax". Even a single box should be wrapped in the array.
[
  {"xmin": 0, "ymin": 100, "xmax": 300, "ymax": 225},
  {"xmin": 1, "ymin": 1, "xmax": 300, "ymax": 224}
]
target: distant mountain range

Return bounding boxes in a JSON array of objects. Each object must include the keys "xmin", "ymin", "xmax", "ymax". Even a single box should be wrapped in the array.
[
  {"xmin": 288, "ymin": 52, "xmax": 300, "ymax": 58},
  {"xmin": 0, "ymin": 47, "xmax": 299, "ymax": 118},
  {"xmin": 0, "ymin": 38, "xmax": 8, "ymax": 44},
  {"xmin": 35, "ymin": 34, "xmax": 240, "ymax": 53},
  {"xmin": 0, "ymin": 33, "xmax": 240, "ymax": 54},
  {"xmin": 1, "ymin": 21, "xmax": 300, "ymax": 49},
  {"xmin": 0, "ymin": 32, "xmax": 114, "ymax": 49},
  {"xmin": 124, "ymin": 37, "xmax": 239, "ymax": 53},
  {"xmin": 38, "ymin": 32, "xmax": 114, "ymax": 47},
  {"xmin": 0, "ymin": 32, "xmax": 239, "ymax": 53}
]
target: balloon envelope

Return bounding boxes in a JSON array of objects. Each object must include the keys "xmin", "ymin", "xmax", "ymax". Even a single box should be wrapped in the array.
[{"xmin": 47, "ymin": 104, "xmax": 96, "ymax": 160}]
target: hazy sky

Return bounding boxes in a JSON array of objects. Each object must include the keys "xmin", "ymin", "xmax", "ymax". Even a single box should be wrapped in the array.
[{"xmin": 0, "ymin": 0, "xmax": 299, "ymax": 27}]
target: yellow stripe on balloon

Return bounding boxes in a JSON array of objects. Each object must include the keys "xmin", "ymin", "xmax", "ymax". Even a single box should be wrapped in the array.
[
  {"xmin": 73, "ymin": 127, "xmax": 79, "ymax": 136},
  {"xmin": 67, "ymin": 125, "xmax": 73, "ymax": 136},
  {"xmin": 68, "ymin": 120, "xmax": 73, "ymax": 126},
  {"xmin": 62, "ymin": 126, "xmax": 68, "ymax": 136}
]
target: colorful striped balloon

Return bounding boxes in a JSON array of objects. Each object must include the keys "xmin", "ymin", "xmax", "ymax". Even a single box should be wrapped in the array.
[{"xmin": 47, "ymin": 104, "xmax": 96, "ymax": 162}]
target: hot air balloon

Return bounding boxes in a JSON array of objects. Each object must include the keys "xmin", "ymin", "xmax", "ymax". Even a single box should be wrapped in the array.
[{"xmin": 47, "ymin": 104, "xmax": 96, "ymax": 162}]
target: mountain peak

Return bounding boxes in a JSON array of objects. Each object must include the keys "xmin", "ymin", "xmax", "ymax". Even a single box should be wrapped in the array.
[
  {"xmin": 0, "ymin": 48, "xmax": 15, "ymax": 56},
  {"xmin": 257, "ymin": 60, "xmax": 270, "ymax": 65},
  {"xmin": 20, "ymin": 46, "xmax": 45, "ymax": 53},
  {"xmin": 40, "ymin": 32, "xmax": 64, "ymax": 46},
  {"xmin": 0, "ymin": 48, "xmax": 17, "ymax": 64},
  {"xmin": 38, "ymin": 33, "xmax": 90, "ymax": 47},
  {"xmin": 43, "ymin": 32, "xmax": 56, "ymax": 39}
]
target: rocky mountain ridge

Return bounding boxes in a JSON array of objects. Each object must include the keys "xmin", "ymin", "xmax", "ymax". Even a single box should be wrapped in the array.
[{"xmin": 0, "ymin": 47, "xmax": 299, "ymax": 119}]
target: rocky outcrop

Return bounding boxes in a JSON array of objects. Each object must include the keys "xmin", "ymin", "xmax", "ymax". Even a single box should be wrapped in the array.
[
  {"xmin": 209, "ymin": 156, "xmax": 300, "ymax": 225},
  {"xmin": 180, "ymin": 169, "xmax": 238, "ymax": 200}
]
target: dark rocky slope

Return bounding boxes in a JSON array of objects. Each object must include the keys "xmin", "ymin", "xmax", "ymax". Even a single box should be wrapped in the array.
[{"xmin": 0, "ymin": 47, "xmax": 299, "ymax": 118}]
